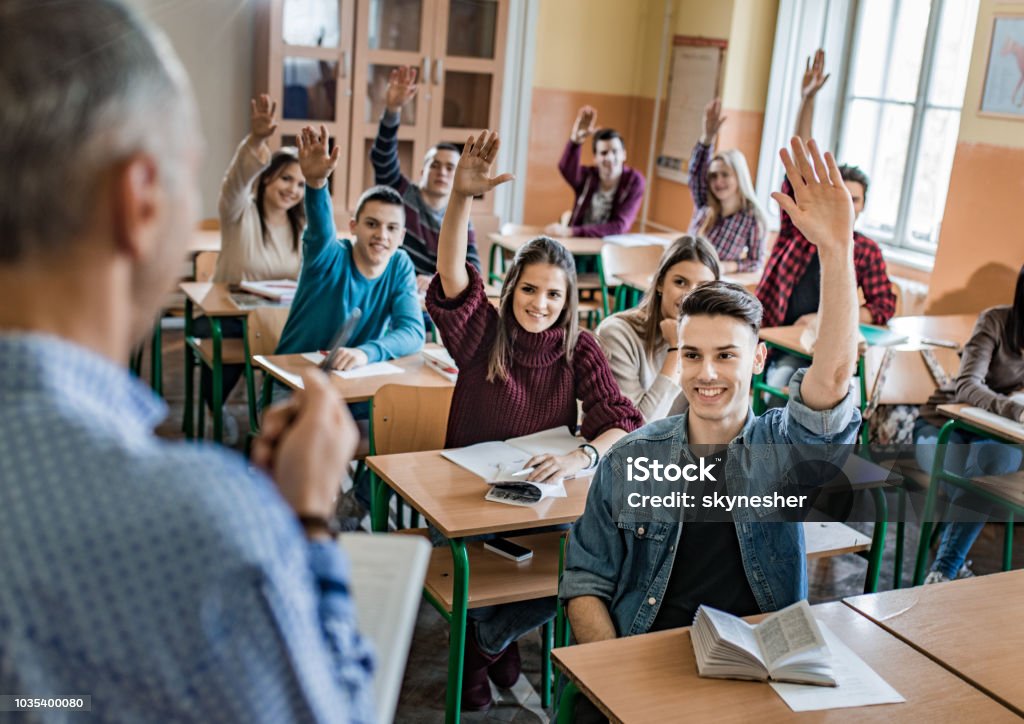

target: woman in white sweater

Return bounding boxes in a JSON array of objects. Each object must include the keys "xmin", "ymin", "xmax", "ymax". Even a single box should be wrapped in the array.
[
  {"xmin": 200, "ymin": 94, "xmax": 306, "ymax": 444},
  {"xmin": 596, "ymin": 236, "xmax": 720, "ymax": 422}
]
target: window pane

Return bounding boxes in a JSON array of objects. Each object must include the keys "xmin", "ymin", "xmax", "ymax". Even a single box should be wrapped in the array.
[
  {"xmin": 905, "ymin": 109, "xmax": 961, "ymax": 249},
  {"xmin": 283, "ymin": 0, "xmax": 339, "ymax": 47},
  {"xmin": 850, "ymin": 0, "xmax": 895, "ymax": 98},
  {"xmin": 884, "ymin": 0, "xmax": 931, "ymax": 102},
  {"xmin": 927, "ymin": 0, "xmax": 979, "ymax": 106},
  {"xmin": 441, "ymin": 72, "xmax": 492, "ymax": 128},
  {"xmin": 365, "ymin": 64, "xmax": 417, "ymax": 124},
  {"xmin": 839, "ymin": 100, "xmax": 913, "ymax": 232},
  {"xmin": 283, "ymin": 57, "xmax": 337, "ymax": 121},
  {"xmin": 447, "ymin": 0, "xmax": 498, "ymax": 58},
  {"xmin": 367, "ymin": 0, "xmax": 423, "ymax": 52}
]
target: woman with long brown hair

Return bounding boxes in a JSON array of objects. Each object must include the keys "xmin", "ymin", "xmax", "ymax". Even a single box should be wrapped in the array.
[
  {"xmin": 597, "ymin": 236, "xmax": 721, "ymax": 421},
  {"xmin": 426, "ymin": 129, "xmax": 642, "ymax": 711}
]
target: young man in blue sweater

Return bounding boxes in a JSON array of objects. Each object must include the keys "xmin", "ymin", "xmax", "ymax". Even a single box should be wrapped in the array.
[{"xmin": 276, "ymin": 124, "xmax": 425, "ymax": 368}]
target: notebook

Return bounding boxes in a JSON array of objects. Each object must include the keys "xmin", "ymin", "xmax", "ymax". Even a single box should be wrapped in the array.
[
  {"xmin": 239, "ymin": 278, "xmax": 298, "ymax": 302},
  {"xmin": 338, "ymin": 533, "xmax": 430, "ymax": 724}
]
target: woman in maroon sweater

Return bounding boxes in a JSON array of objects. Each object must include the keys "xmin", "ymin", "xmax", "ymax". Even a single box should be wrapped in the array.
[{"xmin": 427, "ymin": 130, "xmax": 642, "ymax": 710}]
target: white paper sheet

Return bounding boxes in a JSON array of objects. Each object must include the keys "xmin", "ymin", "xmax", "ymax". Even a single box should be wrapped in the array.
[
  {"xmin": 771, "ymin": 624, "xmax": 904, "ymax": 712},
  {"xmin": 300, "ymin": 353, "xmax": 405, "ymax": 380}
]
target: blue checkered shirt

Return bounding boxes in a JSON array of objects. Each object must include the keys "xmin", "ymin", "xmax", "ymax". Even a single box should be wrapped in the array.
[{"xmin": 0, "ymin": 334, "xmax": 374, "ymax": 723}]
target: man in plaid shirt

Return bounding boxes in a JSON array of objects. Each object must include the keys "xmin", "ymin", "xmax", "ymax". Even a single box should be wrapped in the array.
[{"xmin": 756, "ymin": 48, "xmax": 896, "ymax": 329}]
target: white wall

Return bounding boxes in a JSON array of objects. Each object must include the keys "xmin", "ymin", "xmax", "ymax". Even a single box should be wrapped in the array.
[{"xmin": 126, "ymin": 0, "xmax": 255, "ymax": 219}]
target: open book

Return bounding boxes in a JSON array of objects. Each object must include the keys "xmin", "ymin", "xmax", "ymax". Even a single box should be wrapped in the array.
[
  {"xmin": 692, "ymin": 600, "xmax": 836, "ymax": 686},
  {"xmin": 239, "ymin": 278, "xmax": 298, "ymax": 302},
  {"xmin": 422, "ymin": 347, "xmax": 458, "ymax": 382},
  {"xmin": 441, "ymin": 427, "xmax": 583, "ymax": 506}
]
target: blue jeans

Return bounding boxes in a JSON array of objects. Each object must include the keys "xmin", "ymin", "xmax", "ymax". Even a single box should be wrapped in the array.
[{"xmin": 913, "ymin": 419, "xmax": 1023, "ymax": 578}]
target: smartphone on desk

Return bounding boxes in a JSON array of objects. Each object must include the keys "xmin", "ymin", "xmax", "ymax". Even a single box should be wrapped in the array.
[{"xmin": 483, "ymin": 537, "xmax": 533, "ymax": 562}]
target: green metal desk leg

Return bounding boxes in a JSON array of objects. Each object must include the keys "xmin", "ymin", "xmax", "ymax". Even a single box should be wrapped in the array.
[
  {"xmin": 541, "ymin": 620, "xmax": 553, "ymax": 709},
  {"xmin": 864, "ymin": 487, "xmax": 887, "ymax": 593},
  {"xmin": 857, "ymin": 357, "xmax": 870, "ymax": 448},
  {"xmin": 893, "ymin": 488, "xmax": 906, "ymax": 588},
  {"xmin": 1003, "ymin": 512, "xmax": 1014, "ymax": 572},
  {"xmin": 151, "ymin": 316, "xmax": 163, "ymax": 396},
  {"xmin": 596, "ymin": 256, "xmax": 610, "ymax": 319},
  {"xmin": 445, "ymin": 538, "xmax": 469, "ymax": 724},
  {"xmin": 183, "ymin": 299, "xmax": 195, "ymax": 439},
  {"xmin": 370, "ymin": 473, "xmax": 391, "ymax": 533},
  {"xmin": 913, "ymin": 420, "xmax": 956, "ymax": 585},
  {"xmin": 488, "ymin": 243, "xmax": 505, "ymax": 285},
  {"xmin": 556, "ymin": 681, "xmax": 580, "ymax": 724},
  {"xmin": 210, "ymin": 317, "xmax": 224, "ymax": 443}
]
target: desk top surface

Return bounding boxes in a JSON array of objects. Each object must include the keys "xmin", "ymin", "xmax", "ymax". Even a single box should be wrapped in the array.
[
  {"xmin": 488, "ymin": 233, "xmax": 606, "ymax": 256},
  {"xmin": 179, "ymin": 281, "xmax": 246, "ymax": 317},
  {"xmin": 938, "ymin": 403, "xmax": 1024, "ymax": 444},
  {"xmin": 187, "ymin": 229, "xmax": 221, "ymax": 255},
  {"xmin": 553, "ymin": 601, "xmax": 1012, "ymax": 723},
  {"xmin": 365, "ymin": 450, "xmax": 590, "ymax": 538},
  {"xmin": 843, "ymin": 570, "xmax": 1024, "ymax": 715},
  {"xmin": 254, "ymin": 346, "xmax": 453, "ymax": 403}
]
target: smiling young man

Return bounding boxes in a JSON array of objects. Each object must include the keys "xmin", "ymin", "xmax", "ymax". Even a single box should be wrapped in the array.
[
  {"xmin": 275, "ymin": 125, "xmax": 425, "ymax": 370},
  {"xmin": 560, "ymin": 137, "xmax": 862, "ymax": 662},
  {"xmin": 370, "ymin": 65, "xmax": 481, "ymax": 291},
  {"xmin": 544, "ymin": 105, "xmax": 646, "ymax": 238}
]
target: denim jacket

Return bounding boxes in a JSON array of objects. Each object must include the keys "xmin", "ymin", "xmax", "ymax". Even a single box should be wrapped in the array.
[{"xmin": 559, "ymin": 368, "xmax": 860, "ymax": 637}]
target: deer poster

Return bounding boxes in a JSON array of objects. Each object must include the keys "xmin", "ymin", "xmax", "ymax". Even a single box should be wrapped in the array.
[{"xmin": 981, "ymin": 14, "xmax": 1024, "ymax": 117}]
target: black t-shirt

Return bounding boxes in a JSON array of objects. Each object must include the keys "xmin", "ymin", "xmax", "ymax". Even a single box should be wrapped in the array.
[
  {"xmin": 782, "ymin": 253, "xmax": 821, "ymax": 325},
  {"xmin": 649, "ymin": 449, "xmax": 761, "ymax": 632}
]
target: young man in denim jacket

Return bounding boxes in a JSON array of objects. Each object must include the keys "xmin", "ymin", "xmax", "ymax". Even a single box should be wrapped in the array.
[{"xmin": 560, "ymin": 137, "xmax": 862, "ymax": 644}]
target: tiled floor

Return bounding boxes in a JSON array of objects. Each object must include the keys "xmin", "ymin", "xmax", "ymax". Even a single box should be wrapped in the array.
[{"xmin": 147, "ymin": 325, "xmax": 1023, "ymax": 722}]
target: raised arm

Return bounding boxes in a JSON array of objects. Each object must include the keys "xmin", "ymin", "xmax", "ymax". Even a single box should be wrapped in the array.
[
  {"xmin": 689, "ymin": 98, "xmax": 725, "ymax": 209},
  {"xmin": 794, "ymin": 49, "xmax": 830, "ymax": 141},
  {"xmin": 371, "ymin": 66, "xmax": 419, "ymax": 189},
  {"xmin": 437, "ymin": 130, "xmax": 514, "ymax": 298},
  {"xmin": 296, "ymin": 125, "xmax": 341, "ymax": 270},
  {"xmin": 558, "ymin": 106, "xmax": 597, "ymax": 190},
  {"xmin": 219, "ymin": 94, "xmax": 277, "ymax": 222},
  {"xmin": 772, "ymin": 137, "xmax": 858, "ymax": 411}
]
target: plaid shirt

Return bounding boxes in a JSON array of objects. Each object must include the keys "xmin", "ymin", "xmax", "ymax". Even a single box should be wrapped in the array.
[
  {"xmin": 756, "ymin": 177, "xmax": 897, "ymax": 328},
  {"xmin": 687, "ymin": 141, "xmax": 766, "ymax": 272}
]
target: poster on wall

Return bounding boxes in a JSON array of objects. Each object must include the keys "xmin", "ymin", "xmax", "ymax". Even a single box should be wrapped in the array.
[{"xmin": 979, "ymin": 14, "xmax": 1024, "ymax": 118}]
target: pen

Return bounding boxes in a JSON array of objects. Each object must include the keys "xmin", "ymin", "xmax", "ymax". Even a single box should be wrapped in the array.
[{"xmin": 920, "ymin": 337, "xmax": 960, "ymax": 350}]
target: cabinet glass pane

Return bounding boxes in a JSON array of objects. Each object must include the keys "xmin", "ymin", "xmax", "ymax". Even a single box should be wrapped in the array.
[
  {"xmin": 446, "ymin": 0, "xmax": 497, "ymax": 58},
  {"xmin": 366, "ymin": 64, "xmax": 417, "ymax": 124},
  {"xmin": 367, "ymin": 0, "xmax": 422, "ymax": 51},
  {"xmin": 442, "ymin": 72, "xmax": 491, "ymax": 128},
  {"xmin": 283, "ymin": 57, "xmax": 338, "ymax": 121},
  {"xmin": 363, "ymin": 138, "xmax": 414, "ymax": 194},
  {"xmin": 282, "ymin": 0, "xmax": 339, "ymax": 47}
]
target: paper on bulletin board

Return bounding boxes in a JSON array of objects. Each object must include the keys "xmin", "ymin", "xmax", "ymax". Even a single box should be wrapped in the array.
[{"xmin": 658, "ymin": 42, "xmax": 725, "ymax": 184}]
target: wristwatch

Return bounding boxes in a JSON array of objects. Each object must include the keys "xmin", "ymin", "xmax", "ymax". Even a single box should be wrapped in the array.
[{"xmin": 578, "ymin": 443, "xmax": 599, "ymax": 470}]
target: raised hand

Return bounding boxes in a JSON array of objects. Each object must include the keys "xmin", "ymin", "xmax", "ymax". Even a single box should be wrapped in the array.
[
  {"xmin": 771, "ymin": 137, "xmax": 853, "ymax": 254},
  {"xmin": 452, "ymin": 130, "xmax": 515, "ymax": 198},
  {"xmin": 571, "ymin": 105, "xmax": 598, "ymax": 144},
  {"xmin": 801, "ymin": 49, "xmax": 830, "ymax": 99},
  {"xmin": 701, "ymin": 98, "xmax": 727, "ymax": 144},
  {"xmin": 251, "ymin": 93, "xmax": 278, "ymax": 139},
  {"xmin": 296, "ymin": 125, "xmax": 340, "ymax": 189},
  {"xmin": 385, "ymin": 65, "xmax": 419, "ymax": 113}
]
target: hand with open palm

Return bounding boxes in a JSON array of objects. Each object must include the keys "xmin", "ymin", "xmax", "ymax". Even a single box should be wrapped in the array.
[
  {"xmin": 385, "ymin": 65, "xmax": 418, "ymax": 114},
  {"xmin": 452, "ymin": 130, "xmax": 515, "ymax": 198},
  {"xmin": 771, "ymin": 137, "xmax": 853, "ymax": 254},
  {"xmin": 801, "ymin": 49, "xmax": 830, "ymax": 99},
  {"xmin": 571, "ymin": 105, "xmax": 598, "ymax": 145},
  {"xmin": 701, "ymin": 98, "xmax": 727, "ymax": 144},
  {"xmin": 251, "ymin": 94, "xmax": 278, "ymax": 140},
  {"xmin": 296, "ymin": 125, "xmax": 340, "ymax": 189}
]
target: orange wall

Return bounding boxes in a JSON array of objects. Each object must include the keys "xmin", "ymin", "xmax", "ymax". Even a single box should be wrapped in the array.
[{"xmin": 925, "ymin": 142, "xmax": 1024, "ymax": 313}]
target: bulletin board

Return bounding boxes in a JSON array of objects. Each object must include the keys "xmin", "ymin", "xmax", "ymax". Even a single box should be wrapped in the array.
[{"xmin": 656, "ymin": 36, "xmax": 728, "ymax": 184}]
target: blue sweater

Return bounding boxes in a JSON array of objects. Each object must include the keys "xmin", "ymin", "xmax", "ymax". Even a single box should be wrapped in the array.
[{"xmin": 276, "ymin": 185, "xmax": 425, "ymax": 361}]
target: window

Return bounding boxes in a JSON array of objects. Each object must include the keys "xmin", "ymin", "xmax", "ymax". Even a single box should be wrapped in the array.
[{"xmin": 836, "ymin": 0, "xmax": 978, "ymax": 255}]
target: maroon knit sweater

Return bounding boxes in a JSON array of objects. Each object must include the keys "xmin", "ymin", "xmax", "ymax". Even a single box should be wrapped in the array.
[{"xmin": 426, "ymin": 265, "xmax": 643, "ymax": 448}]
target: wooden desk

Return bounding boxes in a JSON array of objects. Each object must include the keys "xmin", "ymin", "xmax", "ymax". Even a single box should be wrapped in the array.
[
  {"xmin": 366, "ymin": 449, "xmax": 590, "ymax": 539},
  {"xmin": 554, "ymin": 601, "xmax": 1012, "ymax": 723},
  {"xmin": 180, "ymin": 281, "xmax": 247, "ymax": 317},
  {"xmin": 844, "ymin": 570, "xmax": 1024, "ymax": 716},
  {"xmin": 613, "ymin": 270, "xmax": 760, "ymax": 308},
  {"xmin": 938, "ymin": 403, "xmax": 1024, "ymax": 445},
  {"xmin": 187, "ymin": 229, "xmax": 221, "ymax": 255},
  {"xmin": 887, "ymin": 314, "xmax": 976, "ymax": 348},
  {"xmin": 254, "ymin": 345, "xmax": 454, "ymax": 404}
]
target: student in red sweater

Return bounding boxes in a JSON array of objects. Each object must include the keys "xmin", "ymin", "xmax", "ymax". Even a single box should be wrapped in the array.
[{"xmin": 426, "ymin": 129, "xmax": 643, "ymax": 711}]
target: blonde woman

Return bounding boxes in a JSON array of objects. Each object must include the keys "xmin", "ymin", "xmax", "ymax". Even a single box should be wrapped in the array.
[{"xmin": 687, "ymin": 98, "xmax": 767, "ymax": 273}]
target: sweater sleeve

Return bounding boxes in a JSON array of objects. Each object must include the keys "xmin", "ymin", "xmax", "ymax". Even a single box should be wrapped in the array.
[
  {"xmin": 300, "ymin": 185, "xmax": 341, "ymax": 276},
  {"xmin": 370, "ymin": 110, "xmax": 409, "ymax": 193},
  {"xmin": 355, "ymin": 253, "xmax": 426, "ymax": 363},
  {"xmin": 955, "ymin": 309, "xmax": 1024, "ymax": 422},
  {"xmin": 574, "ymin": 331, "xmax": 644, "ymax": 439},
  {"xmin": 688, "ymin": 141, "xmax": 712, "ymax": 209},
  {"xmin": 424, "ymin": 263, "xmax": 497, "ymax": 368},
  {"xmin": 218, "ymin": 136, "xmax": 270, "ymax": 224},
  {"xmin": 570, "ymin": 170, "xmax": 646, "ymax": 238},
  {"xmin": 558, "ymin": 140, "xmax": 587, "ymax": 192},
  {"xmin": 596, "ymin": 316, "xmax": 681, "ymax": 423},
  {"xmin": 734, "ymin": 215, "xmax": 767, "ymax": 273},
  {"xmin": 466, "ymin": 226, "xmax": 482, "ymax": 273}
]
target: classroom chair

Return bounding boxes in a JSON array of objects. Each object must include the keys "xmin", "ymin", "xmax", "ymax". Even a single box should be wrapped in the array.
[
  {"xmin": 368, "ymin": 384, "xmax": 454, "ymax": 531},
  {"xmin": 599, "ymin": 243, "xmax": 664, "ymax": 312}
]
